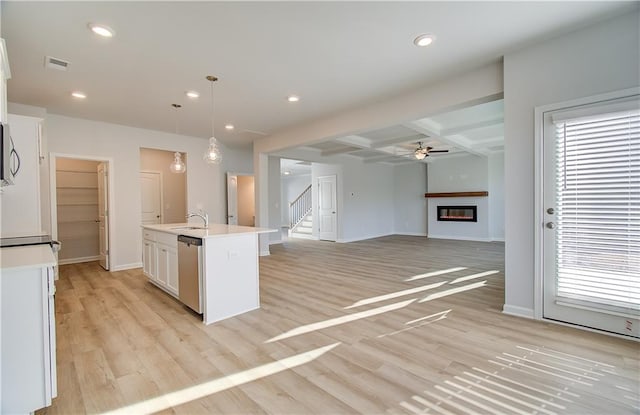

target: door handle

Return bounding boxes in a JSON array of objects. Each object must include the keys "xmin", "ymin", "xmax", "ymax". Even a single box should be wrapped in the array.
[
  {"xmin": 332, "ymin": 211, "xmax": 336, "ymax": 214},
  {"xmin": 546, "ymin": 222, "xmax": 556, "ymax": 229}
]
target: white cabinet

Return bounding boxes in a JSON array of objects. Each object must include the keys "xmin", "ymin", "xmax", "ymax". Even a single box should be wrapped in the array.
[
  {"xmin": 1, "ymin": 245, "xmax": 57, "ymax": 414},
  {"xmin": 142, "ymin": 229, "xmax": 178, "ymax": 297}
]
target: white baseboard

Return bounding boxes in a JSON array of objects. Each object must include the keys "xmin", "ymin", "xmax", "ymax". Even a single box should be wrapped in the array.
[
  {"xmin": 58, "ymin": 255, "xmax": 100, "ymax": 265},
  {"xmin": 111, "ymin": 262, "xmax": 143, "ymax": 271},
  {"xmin": 394, "ymin": 232, "xmax": 428, "ymax": 237},
  {"xmin": 259, "ymin": 250, "xmax": 271, "ymax": 257},
  {"xmin": 428, "ymin": 234, "xmax": 492, "ymax": 242},
  {"xmin": 502, "ymin": 304, "xmax": 535, "ymax": 319},
  {"xmin": 269, "ymin": 238, "xmax": 283, "ymax": 245},
  {"xmin": 491, "ymin": 237, "xmax": 505, "ymax": 242}
]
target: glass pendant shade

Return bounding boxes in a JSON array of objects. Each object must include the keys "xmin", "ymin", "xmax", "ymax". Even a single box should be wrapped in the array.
[
  {"xmin": 170, "ymin": 152, "xmax": 186, "ymax": 173},
  {"xmin": 204, "ymin": 136, "xmax": 222, "ymax": 164},
  {"xmin": 203, "ymin": 75, "xmax": 222, "ymax": 164}
]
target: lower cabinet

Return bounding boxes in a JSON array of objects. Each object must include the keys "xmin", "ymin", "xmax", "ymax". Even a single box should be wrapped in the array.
[
  {"xmin": 1, "ymin": 254, "xmax": 56, "ymax": 413},
  {"xmin": 142, "ymin": 229, "xmax": 178, "ymax": 297}
]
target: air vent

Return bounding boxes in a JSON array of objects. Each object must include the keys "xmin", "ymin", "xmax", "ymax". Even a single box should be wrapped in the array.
[{"xmin": 44, "ymin": 56, "xmax": 70, "ymax": 71}]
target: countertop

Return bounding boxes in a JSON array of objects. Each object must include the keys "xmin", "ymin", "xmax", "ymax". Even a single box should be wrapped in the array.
[
  {"xmin": 142, "ymin": 223, "xmax": 277, "ymax": 239},
  {"xmin": 0, "ymin": 245, "xmax": 57, "ymax": 271}
]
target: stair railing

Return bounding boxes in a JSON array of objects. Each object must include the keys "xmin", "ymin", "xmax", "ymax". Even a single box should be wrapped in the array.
[{"xmin": 289, "ymin": 184, "xmax": 312, "ymax": 229}]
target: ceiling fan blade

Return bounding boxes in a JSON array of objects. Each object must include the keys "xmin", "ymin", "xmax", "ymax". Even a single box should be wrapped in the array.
[{"xmin": 429, "ymin": 150, "xmax": 449, "ymax": 153}]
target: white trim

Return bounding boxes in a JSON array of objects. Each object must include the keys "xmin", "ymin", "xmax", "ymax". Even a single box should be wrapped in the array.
[
  {"xmin": 491, "ymin": 237, "xmax": 505, "ymax": 242},
  {"xmin": 269, "ymin": 238, "xmax": 283, "ymax": 245},
  {"xmin": 502, "ymin": 304, "xmax": 535, "ymax": 319},
  {"xmin": 337, "ymin": 232, "xmax": 394, "ymax": 243},
  {"xmin": 427, "ymin": 234, "xmax": 492, "ymax": 242},
  {"xmin": 49, "ymin": 153, "xmax": 116, "ymax": 272},
  {"xmin": 542, "ymin": 317, "xmax": 639, "ymax": 341},
  {"xmin": 259, "ymin": 250, "xmax": 271, "ymax": 257},
  {"xmin": 1, "ymin": 38, "xmax": 11, "ymax": 79},
  {"xmin": 111, "ymin": 262, "xmax": 142, "ymax": 271},
  {"xmin": 58, "ymin": 256, "xmax": 100, "ymax": 265},
  {"xmin": 533, "ymin": 86, "xmax": 640, "ymax": 321},
  {"xmin": 394, "ymin": 232, "xmax": 427, "ymax": 237}
]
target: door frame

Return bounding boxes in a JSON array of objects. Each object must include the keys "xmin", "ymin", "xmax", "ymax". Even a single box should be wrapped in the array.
[
  {"xmin": 49, "ymin": 153, "xmax": 116, "ymax": 272},
  {"xmin": 140, "ymin": 170, "xmax": 164, "ymax": 224},
  {"xmin": 533, "ymin": 86, "xmax": 640, "ymax": 321}
]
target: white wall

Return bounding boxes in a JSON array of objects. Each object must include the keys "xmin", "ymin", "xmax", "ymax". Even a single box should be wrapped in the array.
[
  {"xmin": 281, "ymin": 174, "xmax": 311, "ymax": 226},
  {"xmin": 393, "ymin": 163, "xmax": 427, "ymax": 236},
  {"xmin": 43, "ymin": 113, "xmax": 253, "ymax": 270},
  {"xmin": 503, "ymin": 12, "xmax": 640, "ymax": 316},
  {"xmin": 341, "ymin": 161, "xmax": 394, "ymax": 242}
]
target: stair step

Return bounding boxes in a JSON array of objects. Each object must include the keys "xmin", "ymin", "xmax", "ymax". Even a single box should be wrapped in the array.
[
  {"xmin": 295, "ymin": 227, "xmax": 313, "ymax": 234},
  {"xmin": 301, "ymin": 220, "xmax": 313, "ymax": 227}
]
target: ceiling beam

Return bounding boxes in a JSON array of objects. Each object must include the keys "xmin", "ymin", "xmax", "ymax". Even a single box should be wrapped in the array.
[
  {"xmin": 320, "ymin": 145, "xmax": 363, "ymax": 156},
  {"xmin": 402, "ymin": 120, "xmax": 488, "ymax": 157},
  {"xmin": 368, "ymin": 133, "xmax": 427, "ymax": 148},
  {"xmin": 439, "ymin": 117, "xmax": 503, "ymax": 136},
  {"xmin": 470, "ymin": 136, "xmax": 504, "ymax": 149}
]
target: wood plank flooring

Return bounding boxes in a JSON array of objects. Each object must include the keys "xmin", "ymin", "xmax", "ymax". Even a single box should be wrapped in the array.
[{"xmin": 39, "ymin": 236, "xmax": 639, "ymax": 414}]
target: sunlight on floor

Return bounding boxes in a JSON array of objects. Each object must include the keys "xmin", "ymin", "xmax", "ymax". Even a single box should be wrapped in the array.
[
  {"xmin": 345, "ymin": 281, "xmax": 447, "ymax": 309},
  {"xmin": 405, "ymin": 267, "xmax": 467, "ymax": 282},
  {"xmin": 396, "ymin": 345, "xmax": 635, "ymax": 415},
  {"xmin": 266, "ymin": 299, "xmax": 416, "ymax": 343},
  {"xmin": 418, "ymin": 281, "xmax": 487, "ymax": 303},
  {"xmin": 449, "ymin": 270, "xmax": 499, "ymax": 284},
  {"xmin": 377, "ymin": 309, "xmax": 452, "ymax": 339},
  {"xmin": 99, "ymin": 342, "xmax": 340, "ymax": 415}
]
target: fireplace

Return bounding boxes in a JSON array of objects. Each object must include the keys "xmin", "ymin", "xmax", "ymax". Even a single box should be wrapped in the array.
[{"xmin": 437, "ymin": 205, "xmax": 477, "ymax": 222}]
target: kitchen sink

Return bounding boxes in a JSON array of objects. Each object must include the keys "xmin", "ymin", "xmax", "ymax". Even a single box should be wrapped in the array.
[{"xmin": 170, "ymin": 226, "xmax": 205, "ymax": 231}]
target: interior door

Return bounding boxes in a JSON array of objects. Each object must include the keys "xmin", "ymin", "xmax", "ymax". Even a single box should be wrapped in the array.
[
  {"xmin": 227, "ymin": 173, "xmax": 238, "ymax": 225},
  {"xmin": 97, "ymin": 162, "xmax": 109, "ymax": 270},
  {"xmin": 542, "ymin": 95, "xmax": 639, "ymax": 338},
  {"xmin": 140, "ymin": 172, "xmax": 162, "ymax": 225},
  {"xmin": 318, "ymin": 175, "xmax": 337, "ymax": 241}
]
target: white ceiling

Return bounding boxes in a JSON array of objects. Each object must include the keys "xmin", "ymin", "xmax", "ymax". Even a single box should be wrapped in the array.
[{"xmin": 2, "ymin": 1, "xmax": 633, "ymax": 153}]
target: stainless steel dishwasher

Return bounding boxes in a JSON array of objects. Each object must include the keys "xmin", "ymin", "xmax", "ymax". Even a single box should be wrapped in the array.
[{"xmin": 177, "ymin": 235, "xmax": 203, "ymax": 314}]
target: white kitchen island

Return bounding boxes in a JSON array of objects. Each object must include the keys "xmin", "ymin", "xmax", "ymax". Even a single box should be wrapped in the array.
[{"xmin": 141, "ymin": 223, "xmax": 276, "ymax": 325}]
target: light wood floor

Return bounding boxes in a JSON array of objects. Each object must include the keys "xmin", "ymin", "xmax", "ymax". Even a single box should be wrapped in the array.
[{"xmin": 40, "ymin": 236, "xmax": 638, "ymax": 415}]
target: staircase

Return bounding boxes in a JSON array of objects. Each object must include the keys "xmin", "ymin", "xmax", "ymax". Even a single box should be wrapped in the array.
[
  {"xmin": 290, "ymin": 213, "xmax": 314, "ymax": 239},
  {"xmin": 289, "ymin": 185, "xmax": 314, "ymax": 239}
]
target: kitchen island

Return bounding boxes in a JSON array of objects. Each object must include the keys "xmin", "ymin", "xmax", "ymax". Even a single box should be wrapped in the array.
[{"xmin": 141, "ymin": 223, "xmax": 276, "ymax": 325}]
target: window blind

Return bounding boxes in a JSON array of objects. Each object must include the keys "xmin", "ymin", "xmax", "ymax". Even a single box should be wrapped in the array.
[{"xmin": 554, "ymin": 107, "xmax": 640, "ymax": 314}]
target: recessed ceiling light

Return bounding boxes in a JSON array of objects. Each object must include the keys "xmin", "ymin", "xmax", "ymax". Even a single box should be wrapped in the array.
[
  {"xmin": 71, "ymin": 91, "xmax": 87, "ymax": 99},
  {"xmin": 413, "ymin": 34, "xmax": 435, "ymax": 47},
  {"xmin": 185, "ymin": 90, "xmax": 199, "ymax": 99},
  {"xmin": 225, "ymin": 124, "xmax": 235, "ymax": 130},
  {"xmin": 283, "ymin": 171, "xmax": 291, "ymax": 175},
  {"xmin": 88, "ymin": 23, "xmax": 114, "ymax": 38},
  {"xmin": 287, "ymin": 95, "xmax": 300, "ymax": 103}
]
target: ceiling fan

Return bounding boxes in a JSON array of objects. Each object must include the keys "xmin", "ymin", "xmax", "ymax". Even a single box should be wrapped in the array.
[{"xmin": 412, "ymin": 142, "xmax": 449, "ymax": 160}]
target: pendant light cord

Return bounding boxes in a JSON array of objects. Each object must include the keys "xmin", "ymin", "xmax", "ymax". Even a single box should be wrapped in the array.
[{"xmin": 209, "ymin": 77, "xmax": 216, "ymax": 138}]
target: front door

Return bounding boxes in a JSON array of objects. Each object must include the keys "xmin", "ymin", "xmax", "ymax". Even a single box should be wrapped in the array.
[
  {"xmin": 140, "ymin": 172, "xmax": 162, "ymax": 225},
  {"xmin": 318, "ymin": 175, "xmax": 337, "ymax": 241},
  {"xmin": 97, "ymin": 162, "xmax": 110, "ymax": 270},
  {"xmin": 542, "ymin": 94, "xmax": 639, "ymax": 338}
]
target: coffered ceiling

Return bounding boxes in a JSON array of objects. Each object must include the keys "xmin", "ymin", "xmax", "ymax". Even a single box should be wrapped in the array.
[{"xmin": 1, "ymin": 1, "xmax": 633, "ymax": 153}]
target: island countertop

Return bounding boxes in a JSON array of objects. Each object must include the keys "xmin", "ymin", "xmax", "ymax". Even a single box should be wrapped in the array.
[{"xmin": 141, "ymin": 223, "xmax": 277, "ymax": 239}]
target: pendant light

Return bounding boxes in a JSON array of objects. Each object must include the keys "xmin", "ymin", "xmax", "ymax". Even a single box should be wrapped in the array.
[
  {"xmin": 169, "ymin": 103, "xmax": 186, "ymax": 173},
  {"xmin": 203, "ymin": 75, "xmax": 222, "ymax": 164}
]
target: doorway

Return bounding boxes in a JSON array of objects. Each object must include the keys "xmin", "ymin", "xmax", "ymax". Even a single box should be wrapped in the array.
[
  {"xmin": 227, "ymin": 172, "xmax": 255, "ymax": 226},
  {"xmin": 139, "ymin": 148, "xmax": 187, "ymax": 225},
  {"xmin": 50, "ymin": 155, "xmax": 113, "ymax": 270}
]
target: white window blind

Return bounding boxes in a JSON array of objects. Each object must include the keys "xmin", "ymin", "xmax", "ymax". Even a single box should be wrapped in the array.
[{"xmin": 554, "ymin": 105, "xmax": 640, "ymax": 314}]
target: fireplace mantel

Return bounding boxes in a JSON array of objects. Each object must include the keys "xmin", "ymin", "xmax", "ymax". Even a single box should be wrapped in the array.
[{"xmin": 425, "ymin": 191, "xmax": 488, "ymax": 198}]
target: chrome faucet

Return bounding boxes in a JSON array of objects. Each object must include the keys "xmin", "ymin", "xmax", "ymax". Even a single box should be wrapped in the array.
[{"xmin": 187, "ymin": 212, "xmax": 209, "ymax": 228}]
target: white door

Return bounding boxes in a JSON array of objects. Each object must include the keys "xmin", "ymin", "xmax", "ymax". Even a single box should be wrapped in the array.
[
  {"xmin": 542, "ymin": 95, "xmax": 639, "ymax": 338},
  {"xmin": 140, "ymin": 172, "xmax": 162, "ymax": 225},
  {"xmin": 318, "ymin": 175, "xmax": 337, "ymax": 241},
  {"xmin": 227, "ymin": 173, "xmax": 238, "ymax": 225},
  {"xmin": 97, "ymin": 163, "xmax": 110, "ymax": 270}
]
